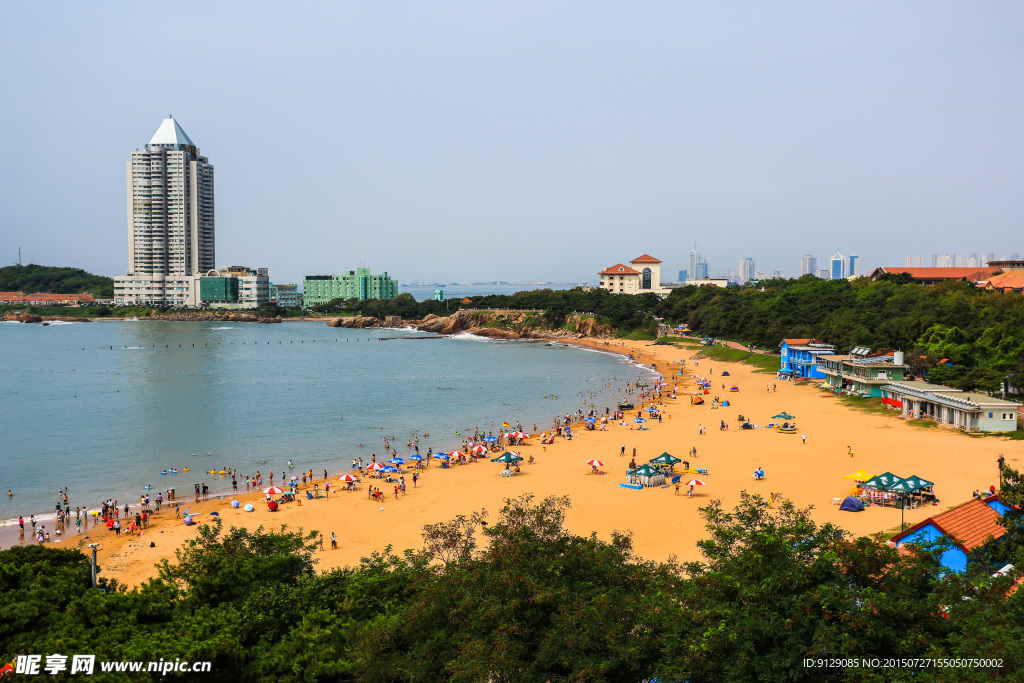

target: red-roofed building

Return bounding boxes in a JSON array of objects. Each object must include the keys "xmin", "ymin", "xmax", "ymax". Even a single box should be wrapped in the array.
[
  {"xmin": 0, "ymin": 292, "xmax": 95, "ymax": 306},
  {"xmin": 869, "ymin": 267, "xmax": 1001, "ymax": 286},
  {"xmin": 893, "ymin": 494, "xmax": 1014, "ymax": 572},
  {"xmin": 598, "ymin": 255, "xmax": 670, "ymax": 296},
  {"xmin": 981, "ymin": 271, "xmax": 1024, "ymax": 294}
]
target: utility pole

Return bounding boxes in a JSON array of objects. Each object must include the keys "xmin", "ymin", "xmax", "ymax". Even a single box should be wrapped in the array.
[
  {"xmin": 87, "ymin": 543, "xmax": 99, "ymax": 588},
  {"xmin": 18, "ymin": 247, "xmax": 22, "ymax": 266}
]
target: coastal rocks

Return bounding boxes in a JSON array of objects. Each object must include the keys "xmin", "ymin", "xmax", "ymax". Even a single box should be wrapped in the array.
[
  {"xmin": 5, "ymin": 313, "xmax": 43, "ymax": 323},
  {"xmin": 144, "ymin": 313, "xmax": 281, "ymax": 323},
  {"xmin": 407, "ymin": 310, "xmax": 613, "ymax": 340},
  {"xmin": 327, "ymin": 316, "xmax": 381, "ymax": 329}
]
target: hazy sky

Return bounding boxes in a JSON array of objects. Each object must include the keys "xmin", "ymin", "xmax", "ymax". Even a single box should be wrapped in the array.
[{"xmin": 2, "ymin": 2, "xmax": 1021, "ymax": 284}]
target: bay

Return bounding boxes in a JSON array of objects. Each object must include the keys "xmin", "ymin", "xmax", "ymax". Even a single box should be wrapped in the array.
[{"xmin": 0, "ymin": 320, "xmax": 649, "ymax": 532}]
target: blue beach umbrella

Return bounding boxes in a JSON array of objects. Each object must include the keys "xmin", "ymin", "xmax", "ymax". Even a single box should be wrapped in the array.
[
  {"xmin": 408, "ymin": 454, "xmax": 423, "ymax": 461},
  {"xmin": 243, "ymin": 504, "xmax": 254, "ymax": 512},
  {"xmin": 484, "ymin": 436, "xmax": 498, "ymax": 442},
  {"xmin": 381, "ymin": 466, "xmax": 398, "ymax": 473},
  {"xmin": 634, "ymin": 417, "xmax": 647, "ymax": 423},
  {"xmin": 583, "ymin": 417, "xmax": 596, "ymax": 423},
  {"xmin": 389, "ymin": 457, "xmax": 406, "ymax": 465},
  {"xmin": 432, "ymin": 453, "xmax": 449, "ymax": 460},
  {"xmin": 645, "ymin": 407, "xmax": 660, "ymax": 413}
]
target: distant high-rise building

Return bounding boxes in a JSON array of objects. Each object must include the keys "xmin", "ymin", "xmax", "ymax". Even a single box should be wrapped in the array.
[
  {"xmin": 830, "ymin": 251, "xmax": 846, "ymax": 280},
  {"xmin": 114, "ymin": 116, "xmax": 215, "ymax": 306},
  {"xmin": 906, "ymin": 255, "xmax": 913, "ymax": 267},
  {"xmin": 740, "ymin": 257, "xmax": 755, "ymax": 283},
  {"xmin": 930, "ymin": 254, "xmax": 939, "ymax": 267},
  {"xmin": 688, "ymin": 247, "xmax": 701, "ymax": 282},
  {"xmin": 816, "ymin": 268, "xmax": 829, "ymax": 279},
  {"xmin": 916, "ymin": 255, "xmax": 923, "ymax": 267},
  {"xmin": 848, "ymin": 254, "xmax": 859, "ymax": 277},
  {"xmin": 678, "ymin": 269, "xmax": 687, "ymax": 282},
  {"xmin": 695, "ymin": 259, "xmax": 709, "ymax": 280},
  {"xmin": 985, "ymin": 252, "xmax": 997, "ymax": 266},
  {"xmin": 801, "ymin": 255, "xmax": 817, "ymax": 276}
]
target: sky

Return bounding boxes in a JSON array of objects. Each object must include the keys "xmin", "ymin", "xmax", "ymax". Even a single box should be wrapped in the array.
[{"xmin": 1, "ymin": 2, "xmax": 1022, "ymax": 285}]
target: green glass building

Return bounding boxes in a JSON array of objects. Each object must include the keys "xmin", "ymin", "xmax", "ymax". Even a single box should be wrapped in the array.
[{"xmin": 303, "ymin": 268, "xmax": 398, "ymax": 306}]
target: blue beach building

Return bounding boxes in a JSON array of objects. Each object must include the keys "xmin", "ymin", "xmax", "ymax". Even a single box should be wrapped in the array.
[
  {"xmin": 779, "ymin": 338, "xmax": 835, "ymax": 379},
  {"xmin": 892, "ymin": 495, "xmax": 1011, "ymax": 573}
]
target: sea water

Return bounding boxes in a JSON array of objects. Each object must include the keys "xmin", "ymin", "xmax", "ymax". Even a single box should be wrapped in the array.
[{"xmin": 0, "ymin": 320, "xmax": 652, "ymax": 534}]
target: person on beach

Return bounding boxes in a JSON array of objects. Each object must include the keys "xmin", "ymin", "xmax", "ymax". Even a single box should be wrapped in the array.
[
  {"xmin": 847, "ymin": 446, "xmax": 854, "ymax": 457},
  {"xmin": 331, "ymin": 532, "xmax": 337, "ymax": 550},
  {"xmin": 412, "ymin": 472, "xmax": 418, "ymax": 488},
  {"xmin": 802, "ymin": 433, "xmax": 807, "ymax": 444},
  {"xmin": 18, "ymin": 516, "xmax": 23, "ymax": 533}
]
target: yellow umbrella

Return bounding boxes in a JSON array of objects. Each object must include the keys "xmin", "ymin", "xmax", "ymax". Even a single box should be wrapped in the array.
[{"xmin": 843, "ymin": 469, "xmax": 873, "ymax": 481}]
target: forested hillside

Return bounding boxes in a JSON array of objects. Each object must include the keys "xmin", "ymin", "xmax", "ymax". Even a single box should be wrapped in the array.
[{"xmin": 0, "ymin": 264, "xmax": 114, "ymax": 297}]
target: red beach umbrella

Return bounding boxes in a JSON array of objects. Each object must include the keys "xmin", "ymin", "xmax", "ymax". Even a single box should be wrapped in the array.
[
  {"xmin": 264, "ymin": 486, "xmax": 284, "ymax": 494},
  {"xmin": 586, "ymin": 459, "xmax": 604, "ymax": 467},
  {"xmin": 338, "ymin": 474, "xmax": 360, "ymax": 482},
  {"xmin": 683, "ymin": 479, "xmax": 706, "ymax": 487},
  {"xmin": 367, "ymin": 463, "xmax": 385, "ymax": 471}
]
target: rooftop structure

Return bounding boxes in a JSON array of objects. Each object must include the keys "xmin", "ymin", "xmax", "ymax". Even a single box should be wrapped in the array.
[
  {"xmin": 779, "ymin": 339, "xmax": 835, "ymax": 379},
  {"xmin": 0, "ymin": 292, "xmax": 96, "ymax": 306},
  {"xmin": 880, "ymin": 380, "xmax": 1021, "ymax": 432},
  {"xmin": 869, "ymin": 266, "xmax": 1000, "ymax": 285},
  {"xmin": 893, "ymin": 494, "xmax": 1012, "ymax": 572}
]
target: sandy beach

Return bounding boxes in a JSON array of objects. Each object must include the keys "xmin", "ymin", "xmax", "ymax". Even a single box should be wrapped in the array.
[{"xmin": 46, "ymin": 338, "xmax": 1024, "ymax": 586}]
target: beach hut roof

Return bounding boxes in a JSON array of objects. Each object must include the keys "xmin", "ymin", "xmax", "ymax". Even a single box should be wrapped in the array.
[
  {"xmin": 893, "ymin": 494, "xmax": 1012, "ymax": 554},
  {"xmin": 861, "ymin": 472, "xmax": 904, "ymax": 490},
  {"xmin": 648, "ymin": 452, "xmax": 681, "ymax": 465},
  {"xmin": 628, "ymin": 464, "xmax": 661, "ymax": 477}
]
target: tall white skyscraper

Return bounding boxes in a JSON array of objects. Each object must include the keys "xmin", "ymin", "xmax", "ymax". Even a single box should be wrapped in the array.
[
  {"xmin": 688, "ymin": 247, "xmax": 701, "ymax": 282},
  {"xmin": 740, "ymin": 257, "xmax": 755, "ymax": 282},
  {"xmin": 801, "ymin": 255, "xmax": 817, "ymax": 276},
  {"xmin": 115, "ymin": 117, "xmax": 215, "ymax": 305},
  {"xmin": 848, "ymin": 254, "xmax": 859, "ymax": 277}
]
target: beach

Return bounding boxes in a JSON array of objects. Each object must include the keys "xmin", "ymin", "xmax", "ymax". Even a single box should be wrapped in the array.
[{"xmin": 33, "ymin": 337, "xmax": 1024, "ymax": 586}]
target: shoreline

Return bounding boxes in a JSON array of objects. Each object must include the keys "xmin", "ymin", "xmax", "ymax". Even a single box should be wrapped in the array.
[{"xmin": 7, "ymin": 337, "xmax": 1023, "ymax": 588}]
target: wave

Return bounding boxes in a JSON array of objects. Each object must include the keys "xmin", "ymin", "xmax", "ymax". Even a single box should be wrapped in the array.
[
  {"xmin": 44, "ymin": 320, "xmax": 79, "ymax": 326},
  {"xmin": 448, "ymin": 331, "xmax": 509, "ymax": 343},
  {"xmin": 209, "ymin": 327, "xmax": 236, "ymax": 330}
]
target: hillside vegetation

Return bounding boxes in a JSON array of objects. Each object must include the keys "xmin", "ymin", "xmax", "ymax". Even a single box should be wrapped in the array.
[{"xmin": 0, "ymin": 264, "xmax": 114, "ymax": 297}]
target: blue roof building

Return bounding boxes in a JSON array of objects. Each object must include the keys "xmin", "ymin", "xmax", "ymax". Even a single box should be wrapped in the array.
[
  {"xmin": 779, "ymin": 338, "xmax": 835, "ymax": 379},
  {"xmin": 893, "ymin": 494, "xmax": 1010, "ymax": 573}
]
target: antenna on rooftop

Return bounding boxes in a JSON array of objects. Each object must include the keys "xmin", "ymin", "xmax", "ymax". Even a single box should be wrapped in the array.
[{"xmin": 18, "ymin": 247, "xmax": 22, "ymax": 265}]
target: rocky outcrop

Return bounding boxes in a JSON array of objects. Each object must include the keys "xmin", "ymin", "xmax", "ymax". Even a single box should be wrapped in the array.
[
  {"xmin": 398, "ymin": 310, "xmax": 612, "ymax": 340},
  {"xmin": 327, "ymin": 316, "xmax": 381, "ymax": 329},
  {"xmin": 6, "ymin": 313, "xmax": 43, "ymax": 323}
]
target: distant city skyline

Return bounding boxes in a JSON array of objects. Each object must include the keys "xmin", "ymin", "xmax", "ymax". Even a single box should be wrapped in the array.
[{"xmin": 2, "ymin": 4, "xmax": 1022, "ymax": 285}]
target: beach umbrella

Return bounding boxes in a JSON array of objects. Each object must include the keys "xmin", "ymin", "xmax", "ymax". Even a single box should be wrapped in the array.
[
  {"xmin": 484, "ymin": 436, "xmax": 498, "ymax": 442},
  {"xmin": 634, "ymin": 417, "xmax": 647, "ymax": 423},
  {"xmin": 432, "ymin": 453, "xmax": 449, "ymax": 459},
  {"xmin": 243, "ymin": 504, "xmax": 254, "ymax": 512},
  {"xmin": 230, "ymin": 499, "xmax": 240, "ymax": 508},
  {"xmin": 409, "ymin": 454, "xmax": 423, "ymax": 461},
  {"xmin": 515, "ymin": 432, "xmax": 528, "ymax": 439},
  {"xmin": 684, "ymin": 479, "xmax": 706, "ymax": 486},
  {"xmin": 471, "ymin": 445, "xmax": 486, "ymax": 454},
  {"xmin": 381, "ymin": 466, "xmax": 398, "ymax": 473},
  {"xmin": 491, "ymin": 451, "xmax": 523, "ymax": 463},
  {"xmin": 772, "ymin": 412, "xmax": 796, "ymax": 420},
  {"xmin": 264, "ymin": 486, "xmax": 284, "ymax": 494},
  {"xmin": 367, "ymin": 463, "xmax": 385, "ymax": 471},
  {"xmin": 586, "ymin": 459, "xmax": 605, "ymax": 467},
  {"xmin": 389, "ymin": 457, "xmax": 406, "ymax": 465},
  {"xmin": 645, "ymin": 407, "xmax": 660, "ymax": 413},
  {"xmin": 209, "ymin": 511, "xmax": 220, "ymax": 516},
  {"xmin": 339, "ymin": 474, "xmax": 360, "ymax": 482},
  {"xmin": 290, "ymin": 475, "xmax": 298, "ymax": 481},
  {"xmin": 183, "ymin": 516, "xmax": 193, "ymax": 524},
  {"xmin": 449, "ymin": 451, "xmax": 462, "ymax": 458},
  {"xmin": 583, "ymin": 417, "xmax": 596, "ymax": 423}
]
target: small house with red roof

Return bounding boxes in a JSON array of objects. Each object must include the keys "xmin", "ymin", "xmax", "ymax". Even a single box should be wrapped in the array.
[
  {"xmin": 598, "ymin": 255, "xmax": 670, "ymax": 296},
  {"xmin": 779, "ymin": 338, "xmax": 836, "ymax": 379},
  {"xmin": 892, "ymin": 494, "xmax": 1014, "ymax": 572},
  {"xmin": 869, "ymin": 266, "xmax": 1000, "ymax": 286}
]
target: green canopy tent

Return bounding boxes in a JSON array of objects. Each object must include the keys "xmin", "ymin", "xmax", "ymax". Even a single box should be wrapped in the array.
[
  {"xmin": 901, "ymin": 475, "xmax": 935, "ymax": 492},
  {"xmin": 861, "ymin": 472, "xmax": 904, "ymax": 491},
  {"xmin": 771, "ymin": 412, "xmax": 796, "ymax": 421},
  {"xmin": 648, "ymin": 452, "xmax": 681, "ymax": 467},
  {"xmin": 626, "ymin": 464, "xmax": 665, "ymax": 487}
]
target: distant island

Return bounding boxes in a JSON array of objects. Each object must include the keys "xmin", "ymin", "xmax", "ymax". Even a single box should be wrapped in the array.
[{"xmin": 0, "ymin": 264, "xmax": 113, "ymax": 298}]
